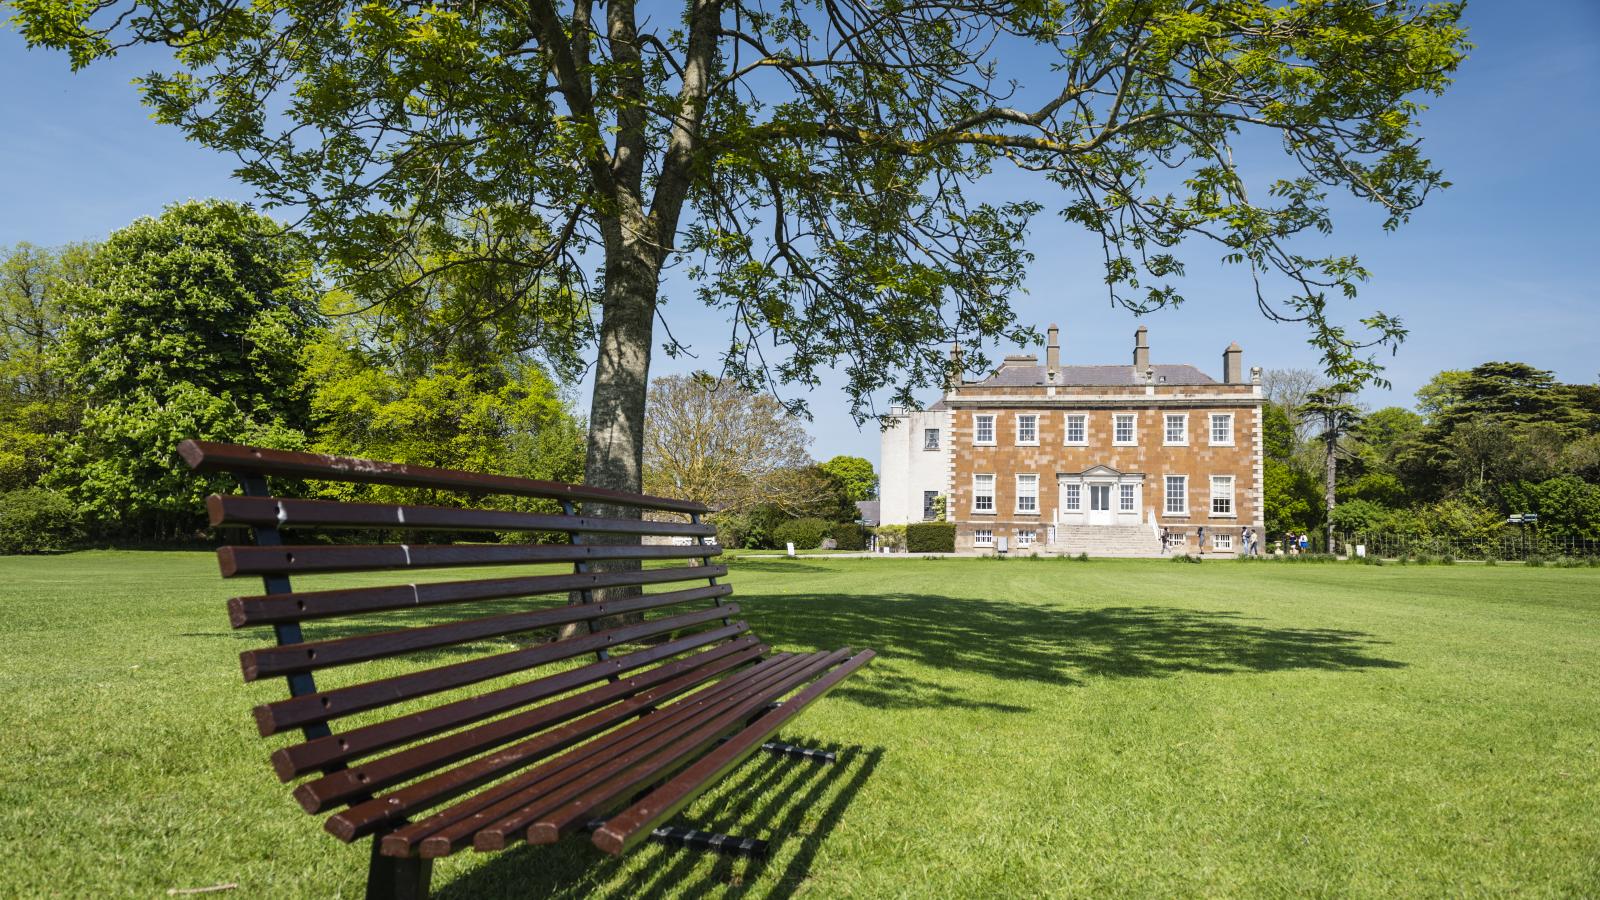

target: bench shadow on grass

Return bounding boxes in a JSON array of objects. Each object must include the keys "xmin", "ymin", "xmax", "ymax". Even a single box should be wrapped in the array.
[{"xmin": 433, "ymin": 743, "xmax": 884, "ymax": 900}]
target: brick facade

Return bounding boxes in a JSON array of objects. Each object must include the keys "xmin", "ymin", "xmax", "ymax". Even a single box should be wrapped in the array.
[{"xmin": 883, "ymin": 324, "xmax": 1265, "ymax": 556}]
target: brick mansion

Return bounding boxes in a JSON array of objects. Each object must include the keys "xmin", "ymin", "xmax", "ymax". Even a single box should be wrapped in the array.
[{"xmin": 880, "ymin": 324, "xmax": 1265, "ymax": 557}]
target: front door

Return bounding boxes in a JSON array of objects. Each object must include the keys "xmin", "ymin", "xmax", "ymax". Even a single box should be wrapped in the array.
[{"xmin": 1088, "ymin": 484, "xmax": 1114, "ymax": 525}]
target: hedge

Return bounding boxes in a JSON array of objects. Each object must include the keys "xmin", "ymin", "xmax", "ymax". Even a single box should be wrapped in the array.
[
  {"xmin": 0, "ymin": 488, "xmax": 83, "ymax": 554},
  {"xmin": 828, "ymin": 523, "xmax": 868, "ymax": 551},
  {"xmin": 906, "ymin": 522, "xmax": 956, "ymax": 553},
  {"xmin": 772, "ymin": 517, "xmax": 830, "ymax": 550}
]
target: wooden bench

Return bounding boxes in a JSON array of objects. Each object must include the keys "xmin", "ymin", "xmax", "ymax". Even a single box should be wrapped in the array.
[{"xmin": 181, "ymin": 440, "xmax": 874, "ymax": 899}]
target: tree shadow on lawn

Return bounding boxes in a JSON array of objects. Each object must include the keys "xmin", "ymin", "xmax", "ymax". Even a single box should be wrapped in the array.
[
  {"xmin": 743, "ymin": 592, "xmax": 1406, "ymax": 711},
  {"xmin": 433, "ymin": 742, "xmax": 884, "ymax": 900}
]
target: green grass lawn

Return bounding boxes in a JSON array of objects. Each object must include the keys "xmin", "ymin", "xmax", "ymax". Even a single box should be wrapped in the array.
[{"xmin": 2, "ymin": 552, "xmax": 1597, "ymax": 898}]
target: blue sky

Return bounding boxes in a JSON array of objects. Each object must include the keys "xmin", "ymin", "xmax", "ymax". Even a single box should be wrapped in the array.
[{"xmin": 3, "ymin": 3, "xmax": 1598, "ymax": 463}]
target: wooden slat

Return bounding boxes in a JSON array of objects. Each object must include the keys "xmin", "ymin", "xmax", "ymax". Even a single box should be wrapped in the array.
[
  {"xmin": 254, "ymin": 604, "xmax": 740, "ymax": 736},
  {"xmin": 241, "ymin": 584, "xmax": 732, "ymax": 681},
  {"xmin": 338, "ymin": 653, "xmax": 799, "ymax": 845},
  {"xmin": 381, "ymin": 653, "xmax": 818, "ymax": 857},
  {"xmin": 274, "ymin": 628, "xmax": 755, "ymax": 780},
  {"xmin": 208, "ymin": 494, "xmax": 717, "ymax": 537},
  {"xmin": 218, "ymin": 541, "xmax": 721, "ymax": 578},
  {"xmin": 594, "ymin": 649, "xmax": 876, "ymax": 855},
  {"xmin": 179, "ymin": 440, "xmax": 708, "ymax": 513},
  {"xmin": 229, "ymin": 564, "xmax": 728, "ymax": 627},
  {"xmin": 296, "ymin": 640, "xmax": 769, "ymax": 813},
  {"xmin": 476, "ymin": 650, "xmax": 850, "ymax": 851}
]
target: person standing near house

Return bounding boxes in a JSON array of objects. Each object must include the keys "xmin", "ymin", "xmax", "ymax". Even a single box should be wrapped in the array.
[
  {"xmin": 1197, "ymin": 525, "xmax": 1207, "ymax": 554},
  {"xmin": 1298, "ymin": 532, "xmax": 1310, "ymax": 554}
]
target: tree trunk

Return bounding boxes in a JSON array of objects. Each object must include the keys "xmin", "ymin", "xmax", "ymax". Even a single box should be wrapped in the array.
[
  {"xmin": 584, "ymin": 243, "xmax": 659, "ymax": 498},
  {"xmin": 1324, "ymin": 420, "xmax": 1337, "ymax": 553},
  {"xmin": 561, "ymin": 235, "xmax": 662, "ymax": 638}
]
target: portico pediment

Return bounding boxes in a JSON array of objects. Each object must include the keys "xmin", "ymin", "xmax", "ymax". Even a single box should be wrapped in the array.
[{"xmin": 1059, "ymin": 464, "xmax": 1145, "ymax": 481}]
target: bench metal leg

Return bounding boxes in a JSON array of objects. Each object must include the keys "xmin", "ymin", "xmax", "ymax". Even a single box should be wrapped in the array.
[
  {"xmin": 585, "ymin": 821, "xmax": 769, "ymax": 859},
  {"xmin": 760, "ymin": 741, "xmax": 836, "ymax": 764},
  {"xmin": 367, "ymin": 840, "xmax": 432, "ymax": 900}
]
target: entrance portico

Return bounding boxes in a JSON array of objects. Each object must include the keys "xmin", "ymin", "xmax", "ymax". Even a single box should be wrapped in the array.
[{"xmin": 1057, "ymin": 465, "xmax": 1146, "ymax": 527}]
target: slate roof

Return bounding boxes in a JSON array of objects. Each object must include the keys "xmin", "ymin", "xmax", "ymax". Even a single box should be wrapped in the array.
[
  {"xmin": 854, "ymin": 500, "xmax": 880, "ymax": 526},
  {"xmin": 971, "ymin": 363, "xmax": 1216, "ymax": 387}
]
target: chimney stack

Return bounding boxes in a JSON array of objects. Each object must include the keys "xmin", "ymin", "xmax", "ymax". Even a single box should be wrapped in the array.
[
  {"xmin": 1132, "ymin": 325, "xmax": 1150, "ymax": 371},
  {"xmin": 1045, "ymin": 323, "xmax": 1060, "ymax": 376},
  {"xmin": 1222, "ymin": 341, "xmax": 1243, "ymax": 383}
]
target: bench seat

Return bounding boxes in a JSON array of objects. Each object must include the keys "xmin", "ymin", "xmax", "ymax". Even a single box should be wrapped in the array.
[{"xmin": 183, "ymin": 440, "xmax": 872, "ymax": 898}]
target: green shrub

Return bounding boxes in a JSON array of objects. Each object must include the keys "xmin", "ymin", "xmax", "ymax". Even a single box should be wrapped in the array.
[
  {"xmin": 1077, "ymin": 552, "xmax": 1090, "ymax": 562},
  {"xmin": 772, "ymin": 517, "xmax": 829, "ymax": 550},
  {"xmin": 1440, "ymin": 554, "xmax": 1456, "ymax": 565},
  {"xmin": 1170, "ymin": 553, "xmax": 1202, "ymax": 564},
  {"xmin": 1484, "ymin": 556, "xmax": 1498, "ymax": 567},
  {"xmin": 0, "ymin": 489, "xmax": 83, "ymax": 554},
  {"xmin": 828, "ymin": 523, "xmax": 868, "ymax": 551},
  {"xmin": 906, "ymin": 522, "xmax": 956, "ymax": 553},
  {"xmin": 1525, "ymin": 554, "xmax": 1546, "ymax": 568},
  {"xmin": 873, "ymin": 524, "xmax": 906, "ymax": 552}
]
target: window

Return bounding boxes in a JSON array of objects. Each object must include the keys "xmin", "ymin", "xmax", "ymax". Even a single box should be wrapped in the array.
[
  {"xmin": 1065, "ymin": 414, "xmax": 1087, "ymax": 445},
  {"xmin": 1164, "ymin": 413, "xmax": 1188, "ymax": 445},
  {"xmin": 1016, "ymin": 474, "xmax": 1039, "ymax": 513},
  {"xmin": 1209, "ymin": 413, "xmax": 1234, "ymax": 446},
  {"xmin": 1016, "ymin": 529, "xmax": 1036, "ymax": 547},
  {"xmin": 1119, "ymin": 483, "xmax": 1136, "ymax": 512},
  {"xmin": 975, "ymin": 415, "xmax": 995, "ymax": 445},
  {"xmin": 1015, "ymin": 414, "xmax": 1038, "ymax": 445},
  {"xmin": 1165, "ymin": 475, "xmax": 1188, "ymax": 515},
  {"xmin": 1213, "ymin": 532, "xmax": 1234, "ymax": 551},
  {"xmin": 1211, "ymin": 475, "xmax": 1235, "ymax": 516},
  {"xmin": 973, "ymin": 474, "xmax": 995, "ymax": 513},
  {"xmin": 1064, "ymin": 483, "xmax": 1082, "ymax": 511},
  {"xmin": 974, "ymin": 528, "xmax": 994, "ymax": 547},
  {"xmin": 1114, "ymin": 413, "xmax": 1137, "ymax": 445},
  {"xmin": 923, "ymin": 428, "xmax": 941, "ymax": 450},
  {"xmin": 922, "ymin": 490, "xmax": 940, "ymax": 521}
]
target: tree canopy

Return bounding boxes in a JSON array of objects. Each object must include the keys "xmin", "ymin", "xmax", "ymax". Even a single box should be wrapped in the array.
[{"xmin": 10, "ymin": 0, "xmax": 1470, "ymax": 499}]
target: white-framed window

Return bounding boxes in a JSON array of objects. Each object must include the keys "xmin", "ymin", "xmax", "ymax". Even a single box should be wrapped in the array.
[
  {"xmin": 973, "ymin": 474, "xmax": 995, "ymax": 513},
  {"xmin": 1119, "ymin": 483, "xmax": 1136, "ymax": 512},
  {"xmin": 975, "ymin": 415, "xmax": 995, "ymax": 445},
  {"xmin": 1015, "ymin": 414, "xmax": 1038, "ymax": 445},
  {"xmin": 923, "ymin": 428, "xmax": 941, "ymax": 450},
  {"xmin": 1209, "ymin": 413, "xmax": 1234, "ymax": 446},
  {"xmin": 1211, "ymin": 475, "xmax": 1235, "ymax": 516},
  {"xmin": 1064, "ymin": 483, "xmax": 1082, "ymax": 511},
  {"xmin": 1164, "ymin": 413, "xmax": 1188, "ymax": 445},
  {"xmin": 1064, "ymin": 414, "xmax": 1088, "ymax": 445},
  {"xmin": 1213, "ymin": 532, "xmax": 1234, "ymax": 551},
  {"xmin": 1114, "ymin": 413, "xmax": 1137, "ymax": 445},
  {"xmin": 1016, "ymin": 474, "xmax": 1039, "ymax": 513},
  {"xmin": 1165, "ymin": 475, "xmax": 1188, "ymax": 515},
  {"xmin": 1016, "ymin": 529, "xmax": 1036, "ymax": 547},
  {"xmin": 974, "ymin": 528, "xmax": 994, "ymax": 547}
]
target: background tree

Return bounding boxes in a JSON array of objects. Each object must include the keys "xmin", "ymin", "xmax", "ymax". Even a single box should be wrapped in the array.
[
  {"xmin": 48, "ymin": 201, "xmax": 324, "ymax": 538},
  {"xmin": 642, "ymin": 374, "xmax": 821, "ymax": 516},
  {"xmin": 1261, "ymin": 400, "xmax": 1321, "ymax": 541},
  {"xmin": 0, "ymin": 242, "xmax": 92, "ymax": 491},
  {"xmin": 818, "ymin": 456, "xmax": 877, "ymax": 504},
  {"xmin": 1262, "ymin": 368, "xmax": 1328, "ymax": 454},
  {"xmin": 1301, "ymin": 386, "xmax": 1363, "ymax": 549},
  {"xmin": 12, "ymin": 0, "xmax": 1470, "ymax": 508}
]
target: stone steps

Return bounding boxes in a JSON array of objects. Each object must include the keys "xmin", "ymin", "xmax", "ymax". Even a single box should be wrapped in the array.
[{"xmin": 1045, "ymin": 524, "xmax": 1168, "ymax": 559}]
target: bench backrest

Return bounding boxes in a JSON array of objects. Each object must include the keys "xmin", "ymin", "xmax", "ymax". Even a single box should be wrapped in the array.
[{"xmin": 181, "ymin": 440, "xmax": 753, "ymax": 838}]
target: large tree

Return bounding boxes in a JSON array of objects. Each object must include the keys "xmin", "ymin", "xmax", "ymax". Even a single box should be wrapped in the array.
[
  {"xmin": 12, "ymin": 0, "xmax": 1469, "ymax": 502},
  {"xmin": 49, "ymin": 201, "xmax": 324, "ymax": 537},
  {"xmin": 0, "ymin": 242, "xmax": 92, "ymax": 491}
]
